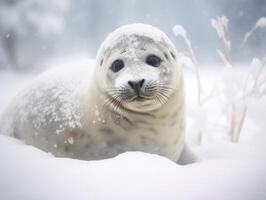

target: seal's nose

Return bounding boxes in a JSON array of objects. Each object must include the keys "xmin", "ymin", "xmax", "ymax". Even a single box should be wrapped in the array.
[{"xmin": 128, "ymin": 79, "xmax": 145, "ymax": 94}]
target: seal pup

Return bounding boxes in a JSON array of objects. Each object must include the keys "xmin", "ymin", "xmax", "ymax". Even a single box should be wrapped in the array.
[{"xmin": 0, "ymin": 23, "xmax": 196, "ymax": 164}]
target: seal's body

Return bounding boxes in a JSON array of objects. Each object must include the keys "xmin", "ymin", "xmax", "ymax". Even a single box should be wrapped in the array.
[{"xmin": 1, "ymin": 24, "xmax": 189, "ymax": 162}]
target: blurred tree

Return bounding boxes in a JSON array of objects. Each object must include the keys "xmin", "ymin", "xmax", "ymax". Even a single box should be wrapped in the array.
[{"xmin": 0, "ymin": 0, "xmax": 69, "ymax": 71}]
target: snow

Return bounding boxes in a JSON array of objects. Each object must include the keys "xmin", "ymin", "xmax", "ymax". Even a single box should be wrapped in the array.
[
  {"xmin": 255, "ymin": 17, "xmax": 266, "ymax": 28},
  {"xmin": 0, "ymin": 135, "xmax": 265, "ymax": 200},
  {"xmin": 172, "ymin": 25, "xmax": 187, "ymax": 38},
  {"xmin": 97, "ymin": 23, "xmax": 177, "ymax": 61},
  {"xmin": 100, "ymin": 23, "xmax": 172, "ymax": 45},
  {"xmin": 185, "ymin": 65, "xmax": 266, "ymax": 144},
  {"xmin": 0, "ymin": 58, "xmax": 266, "ymax": 199}
]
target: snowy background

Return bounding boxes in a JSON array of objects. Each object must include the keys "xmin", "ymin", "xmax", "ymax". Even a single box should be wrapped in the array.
[{"xmin": 0, "ymin": 0, "xmax": 266, "ymax": 199}]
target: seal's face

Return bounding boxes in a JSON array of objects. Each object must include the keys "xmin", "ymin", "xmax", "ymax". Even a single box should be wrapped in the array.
[{"xmin": 96, "ymin": 24, "xmax": 181, "ymax": 113}]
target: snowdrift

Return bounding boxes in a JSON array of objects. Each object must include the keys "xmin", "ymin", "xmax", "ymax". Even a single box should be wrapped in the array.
[{"xmin": 0, "ymin": 134, "xmax": 265, "ymax": 200}]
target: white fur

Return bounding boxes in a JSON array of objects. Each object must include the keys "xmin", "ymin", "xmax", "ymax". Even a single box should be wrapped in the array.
[{"xmin": 0, "ymin": 24, "xmax": 195, "ymax": 163}]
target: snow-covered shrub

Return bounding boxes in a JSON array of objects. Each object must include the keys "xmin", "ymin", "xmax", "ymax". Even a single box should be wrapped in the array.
[
  {"xmin": 211, "ymin": 16, "xmax": 266, "ymax": 143},
  {"xmin": 173, "ymin": 16, "xmax": 266, "ymax": 145},
  {"xmin": 0, "ymin": 0, "xmax": 69, "ymax": 70}
]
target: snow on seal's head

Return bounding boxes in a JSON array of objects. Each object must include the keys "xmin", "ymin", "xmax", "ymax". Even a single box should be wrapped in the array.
[{"xmin": 95, "ymin": 23, "xmax": 182, "ymax": 113}]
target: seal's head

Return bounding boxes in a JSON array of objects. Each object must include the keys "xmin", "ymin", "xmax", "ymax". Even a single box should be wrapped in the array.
[{"xmin": 95, "ymin": 23, "xmax": 182, "ymax": 113}]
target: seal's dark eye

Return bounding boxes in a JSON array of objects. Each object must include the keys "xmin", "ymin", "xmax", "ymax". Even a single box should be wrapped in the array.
[
  {"xmin": 146, "ymin": 55, "xmax": 161, "ymax": 67},
  {"xmin": 110, "ymin": 59, "xmax": 124, "ymax": 73}
]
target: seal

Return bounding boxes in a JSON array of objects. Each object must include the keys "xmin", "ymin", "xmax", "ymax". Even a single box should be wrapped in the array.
[{"xmin": 0, "ymin": 23, "xmax": 196, "ymax": 163}]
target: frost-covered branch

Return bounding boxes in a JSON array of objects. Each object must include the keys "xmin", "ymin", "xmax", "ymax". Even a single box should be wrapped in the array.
[
  {"xmin": 243, "ymin": 57, "xmax": 266, "ymax": 99},
  {"xmin": 217, "ymin": 49, "xmax": 232, "ymax": 68},
  {"xmin": 211, "ymin": 16, "xmax": 231, "ymax": 64},
  {"xmin": 242, "ymin": 17, "xmax": 266, "ymax": 46},
  {"xmin": 173, "ymin": 24, "xmax": 202, "ymax": 105}
]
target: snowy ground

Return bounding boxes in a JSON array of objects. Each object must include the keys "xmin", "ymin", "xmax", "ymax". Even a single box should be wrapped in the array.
[{"xmin": 0, "ymin": 57, "xmax": 266, "ymax": 200}]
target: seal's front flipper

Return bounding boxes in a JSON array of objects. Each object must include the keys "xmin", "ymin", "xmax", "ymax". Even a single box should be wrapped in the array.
[{"xmin": 177, "ymin": 144, "xmax": 201, "ymax": 165}]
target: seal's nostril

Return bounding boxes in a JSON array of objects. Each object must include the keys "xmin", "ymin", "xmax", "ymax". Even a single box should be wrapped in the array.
[
  {"xmin": 139, "ymin": 79, "xmax": 145, "ymax": 88},
  {"xmin": 128, "ymin": 79, "xmax": 145, "ymax": 90},
  {"xmin": 128, "ymin": 81, "xmax": 134, "ymax": 89}
]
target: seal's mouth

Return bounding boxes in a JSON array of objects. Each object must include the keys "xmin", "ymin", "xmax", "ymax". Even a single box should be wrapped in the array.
[
  {"xmin": 130, "ymin": 95, "xmax": 145, "ymax": 102},
  {"xmin": 105, "ymin": 83, "xmax": 174, "ymax": 113}
]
